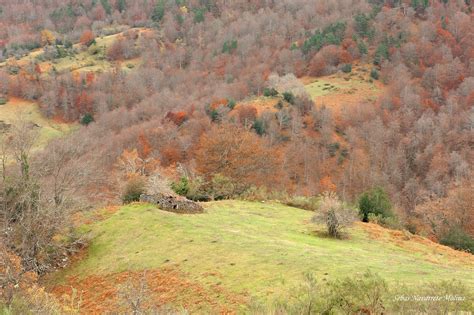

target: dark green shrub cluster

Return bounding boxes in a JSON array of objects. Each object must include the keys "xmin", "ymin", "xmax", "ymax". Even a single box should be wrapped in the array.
[
  {"xmin": 282, "ymin": 91, "xmax": 295, "ymax": 104},
  {"xmin": 440, "ymin": 226, "xmax": 474, "ymax": 253},
  {"xmin": 193, "ymin": 8, "xmax": 206, "ymax": 23},
  {"xmin": 358, "ymin": 187, "xmax": 393, "ymax": 222},
  {"xmin": 80, "ymin": 113, "xmax": 94, "ymax": 126},
  {"xmin": 373, "ymin": 34, "xmax": 406, "ymax": 65},
  {"xmin": 151, "ymin": 0, "xmax": 165, "ymax": 22},
  {"xmin": 222, "ymin": 40, "xmax": 237, "ymax": 54},
  {"xmin": 341, "ymin": 63, "xmax": 352, "ymax": 73},
  {"xmin": 301, "ymin": 21, "xmax": 346, "ymax": 54},
  {"xmin": 357, "ymin": 40, "xmax": 368, "ymax": 55},
  {"xmin": 370, "ymin": 68, "xmax": 379, "ymax": 80},
  {"xmin": 226, "ymin": 99, "xmax": 236, "ymax": 109},
  {"xmin": 171, "ymin": 174, "xmax": 238, "ymax": 201},
  {"xmin": 263, "ymin": 87, "xmax": 279, "ymax": 97}
]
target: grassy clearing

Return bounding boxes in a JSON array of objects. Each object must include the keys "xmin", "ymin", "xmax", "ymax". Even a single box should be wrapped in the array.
[
  {"xmin": 0, "ymin": 97, "xmax": 74, "ymax": 149},
  {"xmin": 49, "ymin": 201, "xmax": 474, "ymax": 309},
  {"xmin": 0, "ymin": 28, "xmax": 149, "ymax": 75},
  {"xmin": 302, "ymin": 63, "xmax": 383, "ymax": 115}
]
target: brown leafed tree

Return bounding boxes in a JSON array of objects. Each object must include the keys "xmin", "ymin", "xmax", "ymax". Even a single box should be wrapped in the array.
[{"xmin": 194, "ymin": 124, "xmax": 281, "ymax": 192}]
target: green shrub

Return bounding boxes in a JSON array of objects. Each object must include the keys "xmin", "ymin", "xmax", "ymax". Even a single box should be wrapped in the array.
[
  {"xmin": 252, "ymin": 119, "xmax": 266, "ymax": 135},
  {"xmin": 7, "ymin": 65, "xmax": 19, "ymax": 75},
  {"xmin": 122, "ymin": 177, "xmax": 146, "ymax": 204},
  {"xmin": 358, "ymin": 40, "xmax": 368, "ymax": 55},
  {"xmin": 193, "ymin": 8, "xmax": 205, "ymax": 23},
  {"xmin": 171, "ymin": 177, "xmax": 190, "ymax": 196},
  {"xmin": 222, "ymin": 40, "xmax": 237, "ymax": 54},
  {"xmin": 227, "ymin": 99, "xmax": 236, "ymax": 109},
  {"xmin": 171, "ymin": 176, "xmax": 210, "ymax": 201},
  {"xmin": 80, "ymin": 113, "xmax": 94, "ymax": 125},
  {"xmin": 151, "ymin": 0, "xmax": 165, "ymax": 23},
  {"xmin": 440, "ymin": 226, "xmax": 474, "ymax": 253},
  {"xmin": 341, "ymin": 63, "xmax": 352, "ymax": 73},
  {"xmin": 263, "ymin": 87, "xmax": 279, "ymax": 97},
  {"xmin": 0, "ymin": 96, "xmax": 7, "ymax": 105},
  {"xmin": 370, "ymin": 68, "xmax": 379, "ymax": 80},
  {"xmin": 358, "ymin": 187, "xmax": 393, "ymax": 222},
  {"xmin": 327, "ymin": 271, "xmax": 387, "ymax": 314},
  {"xmin": 282, "ymin": 91, "xmax": 295, "ymax": 104}
]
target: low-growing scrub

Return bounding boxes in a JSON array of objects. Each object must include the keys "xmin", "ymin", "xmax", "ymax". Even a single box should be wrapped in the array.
[
  {"xmin": 284, "ymin": 195, "xmax": 319, "ymax": 211},
  {"xmin": 252, "ymin": 272, "xmax": 473, "ymax": 314}
]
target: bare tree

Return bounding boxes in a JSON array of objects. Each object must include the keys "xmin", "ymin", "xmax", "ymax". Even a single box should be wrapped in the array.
[{"xmin": 312, "ymin": 192, "xmax": 357, "ymax": 238}]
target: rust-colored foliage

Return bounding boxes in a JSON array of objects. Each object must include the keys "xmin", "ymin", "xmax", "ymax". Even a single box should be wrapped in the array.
[
  {"xmin": 138, "ymin": 133, "xmax": 152, "ymax": 159},
  {"xmin": 165, "ymin": 111, "xmax": 188, "ymax": 126},
  {"xmin": 237, "ymin": 105, "xmax": 257, "ymax": 125},
  {"xmin": 209, "ymin": 98, "xmax": 228, "ymax": 110},
  {"xmin": 79, "ymin": 30, "xmax": 95, "ymax": 46},
  {"xmin": 195, "ymin": 124, "xmax": 281, "ymax": 189},
  {"xmin": 160, "ymin": 144, "xmax": 183, "ymax": 167}
]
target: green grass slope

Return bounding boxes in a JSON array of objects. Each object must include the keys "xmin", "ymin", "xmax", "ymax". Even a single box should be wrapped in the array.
[
  {"xmin": 52, "ymin": 200, "xmax": 474, "ymax": 308},
  {"xmin": 0, "ymin": 97, "xmax": 74, "ymax": 149}
]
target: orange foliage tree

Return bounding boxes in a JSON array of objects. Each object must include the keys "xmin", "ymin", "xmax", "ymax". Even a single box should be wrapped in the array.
[
  {"xmin": 79, "ymin": 30, "xmax": 95, "ymax": 47},
  {"xmin": 165, "ymin": 111, "xmax": 188, "ymax": 126},
  {"xmin": 194, "ymin": 124, "xmax": 281, "ymax": 191}
]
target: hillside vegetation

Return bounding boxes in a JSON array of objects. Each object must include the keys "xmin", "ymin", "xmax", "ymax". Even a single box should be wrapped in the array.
[{"xmin": 47, "ymin": 201, "xmax": 474, "ymax": 312}]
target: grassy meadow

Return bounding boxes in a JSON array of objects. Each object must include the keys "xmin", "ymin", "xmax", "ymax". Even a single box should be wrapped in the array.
[{"xmin": 48, "ymin": 201, "xmax": 474, "ymax": 311}]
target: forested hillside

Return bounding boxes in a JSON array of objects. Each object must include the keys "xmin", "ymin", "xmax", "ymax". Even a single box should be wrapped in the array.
[{"xmin": 0, "ymin": 0, "xmax": 472, "ymax": 313}]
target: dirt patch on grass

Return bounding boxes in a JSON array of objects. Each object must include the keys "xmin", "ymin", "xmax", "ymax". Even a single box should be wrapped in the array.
[{"xmin": 50, "ymin": 268, "xmax": 247, "ymax": 313}]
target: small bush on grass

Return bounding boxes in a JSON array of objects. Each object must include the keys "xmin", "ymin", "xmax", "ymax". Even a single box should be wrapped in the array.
[
  {"xmin": 312, "ymin": 192, "xmax": 357, "ymax": 238},
  {"xmin": 122, "ymin": 177, "xmax": 146, "ymax": 204}
]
